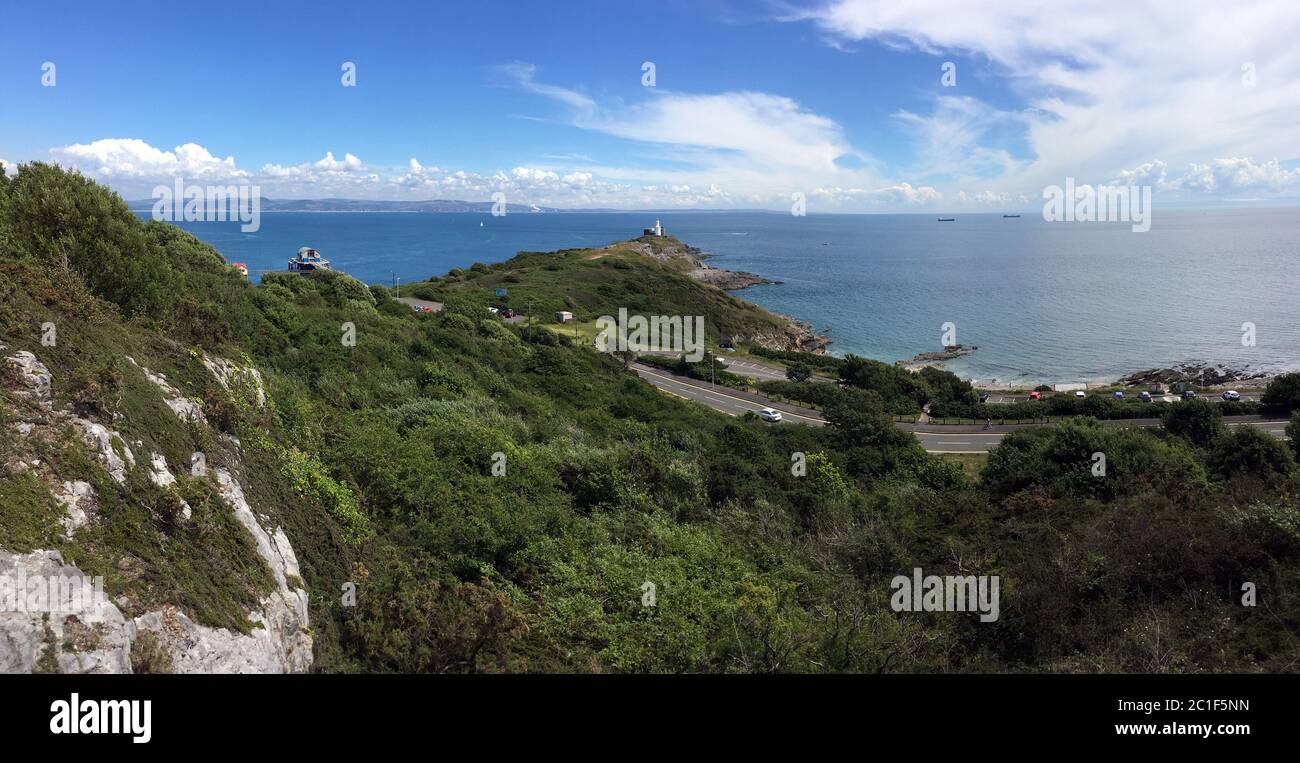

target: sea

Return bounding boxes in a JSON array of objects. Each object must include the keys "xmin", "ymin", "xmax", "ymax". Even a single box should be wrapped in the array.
[{"xmin": 146, "ymin": 207, "xmax": 1300, "ymax": 385}]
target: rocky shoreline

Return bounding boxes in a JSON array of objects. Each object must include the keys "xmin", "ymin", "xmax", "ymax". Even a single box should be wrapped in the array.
[
  {"xmin": 1118, "ymin": 362, "xmax": 1273, "ymax": 389},
  {"xmin": 689, "ymin": 263, "xmax": 773, "ymax": 290},
  {"xmin": 622, "ymin": 235, "xmax": 827, "ymax": 353},
  {"xmin": 625, "ymin": 236, "xmax": 776, "ymax": 290},
  {"xmin": 896, "ymin": 344, "xmax": 978, "ymax": 370}
]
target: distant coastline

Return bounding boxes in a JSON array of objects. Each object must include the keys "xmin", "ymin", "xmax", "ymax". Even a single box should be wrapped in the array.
[{"xmin": 145, "ymin": 207, "xmax": 1300, "ymax": 385}]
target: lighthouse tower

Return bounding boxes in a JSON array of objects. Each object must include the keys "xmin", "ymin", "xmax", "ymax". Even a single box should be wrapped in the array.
[{"xmin": 653, "ymin": 219, "xmax": 664, "ymax": 236}]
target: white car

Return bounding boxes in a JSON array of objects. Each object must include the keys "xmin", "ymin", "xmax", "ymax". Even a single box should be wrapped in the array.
[
  {"xmin": 1074, "ymin": 390, "xmax": 1086, "ymax": 398},
  {"xmin": 1222, "ymin": 390, "xmax": 1241, "ymax": 401},
  {"xmin": 759, "ymin": 407, "xmax": 783, "ymax": 423}
]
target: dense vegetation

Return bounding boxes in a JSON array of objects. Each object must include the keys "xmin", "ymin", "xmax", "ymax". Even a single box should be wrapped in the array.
[
  {"xmin": 399, "ymin": 234, "xmax": 794, "ymax": 349},
  {"xmin": 2, "ymin": 163, "xmax": 1298, "ymax": 673}
]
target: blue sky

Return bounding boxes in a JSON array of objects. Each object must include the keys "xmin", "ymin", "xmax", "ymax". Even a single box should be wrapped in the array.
[{"xmin": 2, "ymin": 0, "xmax": 1297, "ymax": 210}]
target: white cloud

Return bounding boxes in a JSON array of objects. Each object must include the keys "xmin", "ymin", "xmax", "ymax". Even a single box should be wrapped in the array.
[
  {"xmin": 495, "ymin": 62, "xmax": 596, "ymax": 114},
  {"xmin": 498, "ymin": 63, "xmax": 878, "ymax": 208},
  {"xmin": 49, "ymin": 138, "xmax": 245, "ymax": 180},
  {"xmin": 1110, "ymin": 160, "xmax": 1169, "ymax": 190},
  {"xmin": 956, "ymin": 190, "xmax": 1029, "ymax": 207},
  {"xmin": 804, "ymin": 0, "xmax": 1300, "ymax": 200},
  {"xmin": 1172, "ymin": 157, "xmax": 1300, "ymax": 195}
]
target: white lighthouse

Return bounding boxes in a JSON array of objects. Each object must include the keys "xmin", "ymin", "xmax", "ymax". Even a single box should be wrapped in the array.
[{"xmin": 644, "ymin": 218, "xmax": 666, "ymax": 237}]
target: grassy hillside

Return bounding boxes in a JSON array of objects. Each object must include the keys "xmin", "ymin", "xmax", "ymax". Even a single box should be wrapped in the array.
[
  {"xmin": 3, "ymin": 163, "xmax": 1299, "ymax": 673},
  {"xmin": 400, "ymin": 236, "xmax": 813, "ymax": 352}
]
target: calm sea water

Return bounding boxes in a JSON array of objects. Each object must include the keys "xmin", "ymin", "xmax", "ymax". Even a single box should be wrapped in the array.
[{"xmin": 149, "ymin": 207, "xmax": 1300, "ymax": 384}]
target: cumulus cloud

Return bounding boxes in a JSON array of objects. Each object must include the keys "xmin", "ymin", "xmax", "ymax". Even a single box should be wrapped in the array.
[
  {"xmin": 1110, "ymin": 160, "xmax": 1170, "ymax": 190},
  {"xmin": 1172, "ymin": 157, "xmax": 1300, "ymax": 195},
  {"xmin": 1105, "ymin": 157, "xmax": 1300, "ymax": 197},
  {"xmin": 49, "ymin": 138, "xmax": 245, "ymax": 180}
]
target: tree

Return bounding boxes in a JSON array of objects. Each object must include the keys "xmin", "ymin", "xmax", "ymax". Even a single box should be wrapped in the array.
[
  {"xmin": 1207, "ymin": 426, "xmax": 1295, "ymax": 482},
  {"xmin": 823, "ymin": 388, "xmax": 904, "ymax": 447},
  {"xmin": 1288, "ymin": 411, "xmax": 1300, "ymax": 459},
  {"xmin": 1262, "ymin": 373, "xmax": 1300, "ymax": 413},
  {"xmin": 786, "ymin": 361, "xmax": 812, "ymax": 383},
  {"xmin": 1161, "ymin": 399, "xmax": 1223, "ymax": 447}
]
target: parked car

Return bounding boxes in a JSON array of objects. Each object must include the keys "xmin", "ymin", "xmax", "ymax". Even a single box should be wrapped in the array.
[
  {"xmin": 1222, "ymin": 390, "xmax": 1241, "ymax": 401},
  {"xmin": 759, "ymin": 407, "xmax": 783, "ymax": 423},
  {"xmin": 979, "ymin": 391, "xmax": 990, "ymax": 402},
  {"xmin": 501, "ymin": 308, "xmax": 516, "ymax": 318},
  {"xmin": 488, "ymin": 307, "xmax": 499, "ymax": 314},
  {"xmin": 1074, "ymin": 390, "xmax": 1086, "ymax": 398},
  {"xmin": 1112, "ymin": 391, "xmax": 1124, "ymax": 398},
  {"xmin": 1029, "ymin": 391, "xmax": 1042, "ymax": 400},
  {"xmin": 1139, "ymin": 391, "xmax": 1152, "ymax": 402},
  {"xmin": 1182, "ymin": 390, "xmax": 1198, "ymax": 400}
]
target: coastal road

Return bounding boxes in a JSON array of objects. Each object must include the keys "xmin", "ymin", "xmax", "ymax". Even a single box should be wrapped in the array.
[
  {"xmin": 984, "ymin": 391, "xmax": 1262, "ymax": 404},
  {"xmin": 639, "ymin": 352, "xmax": 800, "ymax": 383},
  {"xmin": 632, "ymin": 363, "xmax": 1291, "ymax": 454},
  {"xmin": 631, "ymin": 365, "xmax": 825, "ymax": 425},
  {"xmin": 396, "ymin": 296, "xmax": 443, "ymax": 312}
]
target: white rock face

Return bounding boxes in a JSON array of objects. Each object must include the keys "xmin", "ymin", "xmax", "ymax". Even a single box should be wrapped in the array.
[
  {"xmin": 0, "ymin": 549, "xmax": 133, "ymax": 674},
  {"xmin": 74, "ymin": 419, "xmax": 135, "ymax": 484},
  {"xmin": 4, "ymin": 350, "xmax": 53, "ymax": 407},
  {"xmin": 2, "ymin": 351, "xmax": 312, "ymax": 674},
  {"xmin": 54, "ymin": 480, "xmax": 96, "ymax": 538},
  {"xmin": 129, "ymin": 468, "xmax": 312, "ymax": 673},
  {"xmin": 126, "ymin": 357, "xmax": 207, "ymax": 424},
  {"xmin": 147, "ymin": 453, "xmax": 176, "ymax": 487},
  {"xmin": 147, "ymin": 453, "xmax": 191, "ymax": 520},
  {"xmin": 202, "ymin": 354, "xmax": 266, "ymax": 408}
]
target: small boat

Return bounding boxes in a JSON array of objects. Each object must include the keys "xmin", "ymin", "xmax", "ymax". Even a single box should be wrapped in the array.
[
  {"xmin": 937, "ymin": 217, "xmax": 955, "ymax": 222},
  {"xmin": 288, "ymin": 246, "xmax": 331, "ymax": 272},
  {"xmin": 1003, "ymin": 214, "xmax": 1021, "ymax": 218}
]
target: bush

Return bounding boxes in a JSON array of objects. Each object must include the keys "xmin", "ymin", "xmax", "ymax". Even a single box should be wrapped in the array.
[
  {"xmin": 1161, "ymin": 399, "xmax": 1223, "ymax": 447},
  {"xmin": 750, "ymin": 346, "xmax": 844, "ymax": 371},
  {"xmin": 1288, "ymin": 412, "xmax": 1300, "ymax": 459},
  {"xmin": 1208, "ymin": 426, "xmax": 1295, "ymax": 482},
  {"xmin": 1263, "ymin": 373, "xmax": 1300, "ymax": 413}
]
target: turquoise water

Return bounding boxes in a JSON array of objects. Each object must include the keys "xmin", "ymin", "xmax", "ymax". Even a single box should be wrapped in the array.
[{"xmin": 151, "ymin": 207, "xmax": 1300, "ymax": 384}]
